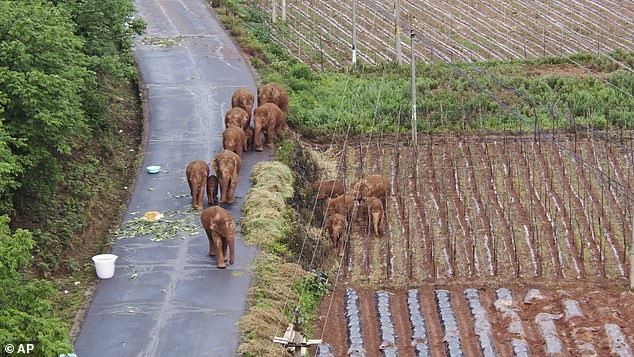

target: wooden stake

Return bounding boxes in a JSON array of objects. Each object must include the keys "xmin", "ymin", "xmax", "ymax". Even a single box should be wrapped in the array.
[{"xmin": 629, "ymin": 209, "xmax": 634, "ymax": 290}]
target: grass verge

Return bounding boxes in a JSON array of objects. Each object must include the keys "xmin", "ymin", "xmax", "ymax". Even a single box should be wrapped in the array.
[{"xmin": 238, "ymin": 160, "xmax": 329, "ymax": 355}]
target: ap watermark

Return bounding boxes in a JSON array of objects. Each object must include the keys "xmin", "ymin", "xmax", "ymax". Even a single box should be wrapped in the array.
[{"xmin": 3, "ymin": 343, "xmax": 35, "ymax": 355}]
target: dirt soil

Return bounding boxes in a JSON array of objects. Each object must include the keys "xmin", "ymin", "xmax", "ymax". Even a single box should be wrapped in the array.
[{"xmin": 310, "ymin": 133, "xmax": 634, "ymax": 355}]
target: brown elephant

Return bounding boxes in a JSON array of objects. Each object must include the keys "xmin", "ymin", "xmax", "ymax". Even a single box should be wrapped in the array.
[
  {"xmin": 351, "ymin": 175, "xmax": 391, "ymax": 207},
  {"xmin": 186, "ymin": 160, "xmax": 210, "ymax": 210},
  {"xmin": 231, "ymin": 88, "xmax": 255, "ymax": 123},
  {"xmin": 324, "ymin": 193, "xmax": 356, "ymax": 219},
  {"xmin": 364, "ymin": 197, "xmax": 385, "ymax": 237},
  {"xmin": 325, "ymin": 213, "xmax": 347, "ymax": 257},
  {"xmin": 206, "ymin": 175, "xmax": 218, "ymax": 206},
  {"xmin": 200, "ymin": 206, "xmax": 235, "ymax": 268},
  {"xmin": 253, "ymin": 103, "xmax": 286, "ymax": 151},
  {"xmin": 212, "ymin": 149, "xmax": 241, "ymax": 204},
  {"xmin": 224, "ymin": 107, "xmax": 249, "ymax": 129},
  {"xmin": 312, "ymin": 180, "xmax": 345, "ymax": 200},
  {"xmin": 257, "ymin": 82, "xmax": 288, "ymax": 113},
  {"xmin": 244, "ymin": 126, "xmax": 255, "ymax": 152},
  {"xmin": 222, "ymin": 126, "xmax": 246, "ymax": 157}
]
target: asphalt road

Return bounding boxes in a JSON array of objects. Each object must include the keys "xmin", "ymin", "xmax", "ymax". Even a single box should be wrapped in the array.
[{"xmin": 74, "ymin": 0, "xmax": 267, "ymax": 355}]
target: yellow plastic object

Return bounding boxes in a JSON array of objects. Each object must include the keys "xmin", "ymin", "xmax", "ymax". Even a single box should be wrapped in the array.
[{"xmin": 143, "ymin": 211, "xmax": 163, "ymax": 221}]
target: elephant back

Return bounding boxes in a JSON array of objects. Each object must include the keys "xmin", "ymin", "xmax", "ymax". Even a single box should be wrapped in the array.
[
  {"xmin": 225, "ymin": 107, "xmax": 249, "ymax": 129},
  {"xmin": 231, "ymin": 88, "xmax": 254, "ymax": 120},
  {"xmin": 212, "ymin": 150, "xmax": 240, "ymax": 173},
  {"xmin": 255, "ymin": 103, "xmax": 283, "ymax": 126},
  {"xmin": 257, "ymin": 82, "xmax": 288, "ymax": 113},
  {"xmin": 186, "ymin": 160, "xmax": 210, "ymax": 180}
]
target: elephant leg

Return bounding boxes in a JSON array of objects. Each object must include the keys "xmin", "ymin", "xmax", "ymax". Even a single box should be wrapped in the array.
[
  {"xmin": 218, "ymin": 175, "xmax": 229, "ymax": 204},
  {"xmin": 228, "ymin": 236, "xmax": 235, "ymax": 265},
  {"xmin": 216, "ymin": 235, "xmax": 226, "ymax": 268},
  {"xmin": 255, "ymin": 126, "xmax": 263, "ymax": 151},
  {"xmin": 222, "ymin": 239, "xmax": 228, "ymax": 262},
  {"xmin": 206, "ymin": 228, "xmax": 216, "ymax": 256},
  {"xmin": 196, "ymin": 185, "xmax": 204, "ymax": 210},
  {"xmin": 228, "ymin": 177, "xmax": 238, "ymax": 204},
  {"xmin": 236, "ymin": 141, "xmax": 243, "ymax": 157},
  {"xmin": 265, "ymin": 128, "xmax": 274, "ymax": 148},
  {"xmin": 188, "ymin": 181, "xmax": 195, "ymax": 207},
  {"xmin": 338, "ymin": 235, "xmax": 345, "ymax": 257},
  {"xmin": 206, "ymin": 188, "xmax": 214, "ymax": 206}
]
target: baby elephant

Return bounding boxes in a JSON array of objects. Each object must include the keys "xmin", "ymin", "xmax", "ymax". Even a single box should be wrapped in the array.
[
  {"xmin": 244, "ymin": 126, "xmax": 255, "ymax": 152},
  {"xmin": 206, "ymin": 175, "xmax": 218, "ymax": 206},
  {"xmin": 364, "ymin": 197, "xmax": 385, "ymax": 237},
  {"xmin": 200, "ymin": 206, "xmax": 235, "ymax": 269},
  {"xmin": 186, "ymin": 160, "xmax": 210, "ymax": 210},
  {"xmin": 312, "ymin": 180, "xmax": 344, "ymax": 200},
  {"xmin": 326, "ymin": 213, "xmax": 347, "ymax": 257}
]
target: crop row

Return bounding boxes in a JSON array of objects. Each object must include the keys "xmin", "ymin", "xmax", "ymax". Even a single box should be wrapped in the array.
[
  {"xmin": 319, "ymin": 286, "xmax": 634, "ymax": 356},
  {"xmin": 338, "ymin": 136, "xmax": 632, "ymax": 285},
  {"xmin": 257, "ymin": 0, "xmax": 634, "ymax": 68}
]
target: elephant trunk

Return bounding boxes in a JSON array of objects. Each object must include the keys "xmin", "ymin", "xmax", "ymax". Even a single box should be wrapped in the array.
[
  {"xmin": 254, "ymin": 124, "xmax": 263, "ymax": 151},
  {"xmin": 216, "ymin": 235, "xmax": 226, "ymax": 268},
  {"xmin": 372, "ymin": 212, "xmax": 380, "ymax": 237}
]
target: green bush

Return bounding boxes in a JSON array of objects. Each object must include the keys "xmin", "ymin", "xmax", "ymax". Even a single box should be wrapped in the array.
[{"xmin": 0, "ymin": 216, "xmax": 71, "ymax": 355}]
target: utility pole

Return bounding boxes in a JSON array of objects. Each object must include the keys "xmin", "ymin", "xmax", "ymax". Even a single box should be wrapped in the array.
[
  {"xmin": 272, "ymin": 0, "xmax": 277, "ymax": 24},
  {"xmin": 352, "ymin": 0, "xmax": 357, "ymax": 66},
  {"xmin": 281, "ymin": 0, "xmax": 286, "ymax": 22},
  {"xmin": 410, "ymin": 26, "xmax": 417, "ymax": 146},
  {"xmin": 394, "ymin": 0, "xmax": 402, "ymax": 64}
]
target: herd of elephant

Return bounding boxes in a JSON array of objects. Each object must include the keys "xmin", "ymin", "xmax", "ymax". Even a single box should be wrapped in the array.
[
  {"xmin": 185, "ymin": 83, "xmax": 288, "ymax": 268},
  {"xmin": 312, "ymin": 175, "xmax": 391, "ymax": 257}
]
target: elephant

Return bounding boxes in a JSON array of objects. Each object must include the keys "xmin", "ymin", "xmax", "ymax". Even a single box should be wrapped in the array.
[
  {"xmin": 206, "ymin": 174, "xmax": 218, "ymax": 206},
  {"xmin": 212, "ymin": 149, "xmax": 241, "ymax": 204},
  {"xmin": 224, "ymin": 107, "xmax": 249, "ymax": 129},
  {"xmin": 223, "ymin": 126, "xmax": 246, "ymax": 157},
  {"xmin": 312, "ymin": 180, "xmax": 345, "ymax": 200},
  {"xmin": 257, "ymin": 82, "xmax": 288, "ymax": 113},
  {"xmin": 231, "ymin": 88, "xmax": 255, "ymax": 123},
  {"xmin": 253, "ymin": 103, "xmax": 286, "ymax": 151},
  {"xmin": 364, "ymin": 197, "xmax": 385, "ymax": 237},
  {"xmin": 351, "ymin": 175, "xmax": 391, "ymax": 207},
  {"xmin": 200, "ymin": 206, "xmax": 235, "ymax": 268},
  {"xmin": 244, "ymin": 126, "xmax": 255, "ymax": 152},
  {"xmin": 325, "ymin": 213, "xmax": 347, "ymax": 257},
  {"xmin": 186, "ymin": 160, "xmax": 210, "ymax": 210},
  {"xmin": 324, "ymin": 193, "xmax": 357, "ymax": 219}
]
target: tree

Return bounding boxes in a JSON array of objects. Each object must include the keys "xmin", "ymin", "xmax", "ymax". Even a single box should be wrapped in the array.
[
  {"xmin": 0, "ymin": 215, "xmax": 71, "ymax": 355},
  {"xmin": 0, "ymin": 0, "xmax": 92, "ymax": 212}
]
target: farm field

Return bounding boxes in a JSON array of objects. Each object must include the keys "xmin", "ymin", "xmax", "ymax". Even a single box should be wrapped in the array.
[
  {"xmin": 307, "ymin": 134, "xmax": 634, "ymax": 355},
  {"xmin": 258, "ymin": 0, "xmax": 634, "ymax": 68}
]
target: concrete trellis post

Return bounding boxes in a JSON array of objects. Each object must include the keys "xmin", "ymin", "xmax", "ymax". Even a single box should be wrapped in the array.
[
  {"xmin": 394, "ymin": 0, "xmax": 402, "ymax": 64},
  {"xmin": 410, "ymin": 27, "xmax": 417, "ymax": 146},
  {"xmin": 352, "ymin": 0, "xmax": 357, "ymax": 66}
]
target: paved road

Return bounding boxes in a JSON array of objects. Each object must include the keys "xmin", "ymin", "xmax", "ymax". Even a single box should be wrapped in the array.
[{"xmin": 74, "ymin": 0, "xmax": 266, "ymax": 355}]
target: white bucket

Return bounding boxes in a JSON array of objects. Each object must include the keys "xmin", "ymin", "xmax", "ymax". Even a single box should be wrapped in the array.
[{"xmin": 92, "ymin": 254, "xmax": 118, "ymax": 279}]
